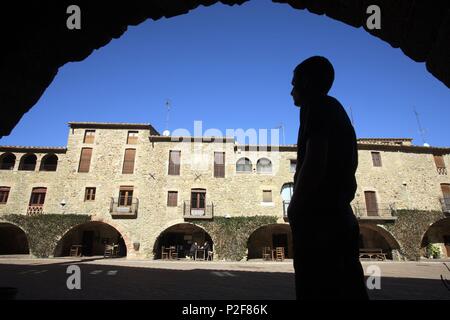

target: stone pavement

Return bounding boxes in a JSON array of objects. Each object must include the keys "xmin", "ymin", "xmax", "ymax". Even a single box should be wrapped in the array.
[{"xmin": 0, "ymin": 257, "xmax": 449, "ymax": 300}]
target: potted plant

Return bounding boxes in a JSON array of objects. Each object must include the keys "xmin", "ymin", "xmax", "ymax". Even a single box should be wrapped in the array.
[{"xmin": 426, "ymin": 243, "xmax": 441, "ymax": 259}]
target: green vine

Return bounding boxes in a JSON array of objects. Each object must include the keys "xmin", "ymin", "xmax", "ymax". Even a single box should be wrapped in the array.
[
  {"xmin": 1, "ymin": 214, "xmax": 91, "ymax": 257},
  {"xmin": 384, "ymin": 209, "xmax": 445, "ymax": 260},
  {"xmin": 197, "ymin": 216, "xmax": 278, "ymax": 261}
]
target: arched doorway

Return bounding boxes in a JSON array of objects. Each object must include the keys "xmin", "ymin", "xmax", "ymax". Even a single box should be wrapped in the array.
[
  {"xmin": 247, "ymin": 224, "xmax": 293, "ymax": 260},
  {"xmin": 54, "ymin": 221, "xmax": 127, "ymax": 257},
  {"xmin": 359, "ymin": 224, "xmax": 401, "ymax": 260},
  {"xmin": 421, "ymin": 218, "xmax": 450, "ymax": 258},
  {"xmin": 0, "ymin": 223, "xmax": 30, "ymax": 255},
  {"xmin": 153, "ymin": 223, "xmax": 213, "ymax": 260}
]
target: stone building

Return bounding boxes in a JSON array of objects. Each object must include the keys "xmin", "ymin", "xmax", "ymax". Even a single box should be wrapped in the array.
[{"xmin": 0, "ymin": 122, "xmax": 449, "ymax": 261}]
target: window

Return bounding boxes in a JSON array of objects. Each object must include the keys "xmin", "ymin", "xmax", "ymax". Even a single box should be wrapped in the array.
[
  {"xmin": 29, "ymin": 187, "xmax": 46, "ymax": 206},
  {"xmin": 191, "ymin": 189, "xmax": 206, "ymax": 209},
  {"xmin": 168, "ymin": 150, "xmax": 181, "ymax": 175},
  {"xmin": 78, "ymin": 148, "xmax": 92, "ymax": 173},
  {"xmin": 85, "ymin": 187, "xmax": 96, "ymax": 201},
  {"xmin": 257, "ymin": 158, "xmax": 272, "ymax": 173},
  {"xmin": 364, "ymin": 191, "xmax": 379, "ymax": 216},
  {"xmin": 434, "ymin": 155, "xmax": 447, "ymax": 175},
  {"xmin": 214, "ymin": 152, "xmax": 225, "ymax": 178},
  {"xmin": 19, "ymin": 154, "xmax": 37, "ymax": 171},
  {"xmin": 290, "ymin": 160, "xmax": 297, "ymax": 173},
  {"xmin": 39, "ymin": 154, "xmax": 58, "ymax": 171},
  {"xmin": 122, "ymin": 149, "xmax": 136, "ymax": 174},
  {"xmin": 83, "ymin": 130, "xmax": 95, "ymax": 144},
  {"xmin": 371, "ymin": 152, "xmax": 382, "ymax": 167},
  {"xmin": 0, "ymin": 187, "xmax": 10, "ymax": 204},
  {"xmin": 263, "ymin": 190, "xmax": 272, "ymax": 202},
  {"xmin": 127, "ymin": 131, "xmax": 139, "ymax": 144},
  {"xmin": 167, "ymin": 191, "xmax": 178, "ymax": 207},
  {"xmin": 236, "ymin": 157, "xmax": 252, "ymax": 173},
  {"xmin": 0, "ymin": 153, "xmax": 16, "ymax": 170},
  {"xmin": 119, "ymin": 186, "xmax": 133, "ymax": 207}
]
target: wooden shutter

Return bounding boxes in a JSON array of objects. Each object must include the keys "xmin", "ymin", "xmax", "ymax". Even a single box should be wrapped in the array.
[
  {"xmin": 364, "ymin": 191, "xmax": 378, "ymax": 216},
  {"xmin": 168, "ymin": 151, "xmax": 181, "ymax": 175},
  {"xmin": 371, "ymin": 152, "xmax": 382, "ymax": 167},
  {"xmin": 122, "ymin": 149, "xmax": 136, "ymax": 174},
  {"xmin": 127, "ymin": 131, "xmax": 139, "ymax": 144},
  {"xmin": 83, "ymin": 130, "xmax": 95, "ymax": 144},
  {"xmin": 167, "ymin": 191, "xmax": 178, "ymax": 206},
  {"xmin": 434, "ymin": 155, "xmax": 446, "ymax": 168},
  {"xmin": 78, "ymin": 148, "xmax": 92, "ymax": 173},
  {"xmin": 442, "ymin": 184, "xmax": 450, "ymax": 197},
  {"xmin": 214, "ymin": 152, "xmax": 225, "ymax": 178},
  {"xmin": 263, "ymin": 190, "xmax": 272, "ymax": 202}
]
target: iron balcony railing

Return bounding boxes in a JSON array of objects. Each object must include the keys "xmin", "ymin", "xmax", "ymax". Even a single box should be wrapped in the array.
[
  {"xmin": 183, "ymin": 201, "xmax": 214, "ymax": 219},
  {"xmin": 437, "ymin": 167, "xmax": 447, "ymax": 175},
  {"xmin": 110, "ymin": 197, "xmax": 139, "ymax": 216},
  {"xmin": 440, "ymin": 197, "xmax": 450, "ymax": 213},
  {"xmin": 27, "ymin": 205, "xmax": 43, "ymax": 216},
  {"xmin": 353, "ymin": 203, "xmax": 397, "ymax": 219}
]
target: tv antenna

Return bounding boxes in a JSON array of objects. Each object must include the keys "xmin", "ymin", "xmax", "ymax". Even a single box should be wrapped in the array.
[
  {"xmin": 163, "ymin": 99, "xmax": 171, "ymax": 136},
  {"xmin": 413, "ymin": 106, "xmax": 428, "ymax": 146}
]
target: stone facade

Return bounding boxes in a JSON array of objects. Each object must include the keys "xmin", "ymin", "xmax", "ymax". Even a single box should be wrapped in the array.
[{"xmin": 0, "ymin": 123, "xmax": 449, "ymax": 260}]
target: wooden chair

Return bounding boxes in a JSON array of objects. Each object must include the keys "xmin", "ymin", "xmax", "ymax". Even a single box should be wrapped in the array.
[
  {"xmin": 104, "ymin": 244, "xmax": 115, "ymax": 258},
  {"xmin": 70, "ymin": 245, "xmax": 81, "ymax": 257},
  {"xmin": 275, "ymin": 247, "xmax": 285, "ymax": 262},
  {"xmin": 262, "ymin": 247, "xmax": 272, "ymax": 261},
  {"xmin": 207, "ymin": 250, "xmax": 214, "ymax": 261},
  {"xmin": 161, "ymin": 246, "xmax": 169, "ymax": 260},
  {"xmin": 169, "ymin": 246, "xmax": 178, "ymax": 260}
]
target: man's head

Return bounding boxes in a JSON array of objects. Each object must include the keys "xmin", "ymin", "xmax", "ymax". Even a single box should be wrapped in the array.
[{"xmin": 291, "ymin": 56, "xmax": 334, "ymax": 107}]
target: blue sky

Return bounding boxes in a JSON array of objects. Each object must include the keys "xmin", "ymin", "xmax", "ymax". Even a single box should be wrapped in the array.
[{"xmin": 1, "ymin": 1, "xmax": 449, "ymax": 147}]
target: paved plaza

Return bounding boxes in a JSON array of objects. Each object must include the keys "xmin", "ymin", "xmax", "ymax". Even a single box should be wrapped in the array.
[{"xmin": 0, "ymin": 256, "xmax": 449, "ymax": 300}]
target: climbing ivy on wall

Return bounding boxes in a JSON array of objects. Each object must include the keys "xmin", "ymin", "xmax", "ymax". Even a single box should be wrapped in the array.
[
  {"xmin": 1, "ymin": 214, "xmax": 91, "ymax": 258},
  {"xmin": 197, "ymin": 216, "xmax": 279, "ymax": 261},
  {"xmin": 384, "ymin": 210, "xmax": 445, "ymax": 260}
]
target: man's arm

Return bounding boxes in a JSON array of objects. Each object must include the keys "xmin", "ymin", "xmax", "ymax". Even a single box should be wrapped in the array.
[{"xmin": 293, "ymin": 135, "xmax": 328, "ymax": 208}]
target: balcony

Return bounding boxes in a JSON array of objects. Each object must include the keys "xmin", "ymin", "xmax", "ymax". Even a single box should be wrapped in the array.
[
  {"xmin": 437, "ymin": 167, "xmax": 447, "ymax": 175},
  {"xmin": 110, "ymin": 197, "xmax": 138, "ymax": 218},
  {"xmin": 183, "ymin": 201, "xmax": 214, "ymax": 220},
  {"xmin": 440, "ymin": 197, "xmax": 450, "ymax": 215},
  {"xmin": 27, "ymin": 205, "xmax": 43, "ymax": 216},
  {"xmin": 352, "ymin": 203, "xmax": 397, "ymax": 222}
]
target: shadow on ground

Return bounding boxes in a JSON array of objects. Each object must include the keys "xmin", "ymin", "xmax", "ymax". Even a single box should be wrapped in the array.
[{"xmin": 0, "ymin": 262, "xmax": 449, "ymax": 300}]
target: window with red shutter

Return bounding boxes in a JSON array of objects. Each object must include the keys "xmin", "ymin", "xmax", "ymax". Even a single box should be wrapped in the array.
[
  {"xmin": 168, "ymin": 150, "xmax": 181, "ymax": 175},
  {"xmin": 122, "ymin": 149, "xmax": 136, "ymax": 174},
  {"xmin": 364, "ymin": 191, "xmax": 379, "ymax": 216},
  {"xmin": 214, "ymin": 152, "xmax": 225, "ymax": 178},
  {"xmin": 0, "ymin": 187, "xmax": 10, "ymax": 204},
  {"xmin": 167, "ymin": 191, "xmax": 178, "ymax": 207},
  {"xmin": 78, "ymin": 148, "xmax": 92, "ymax": 173},
  {"xmin": 83, "ymin": 130, "xmax": 95, "ymax": 144}
]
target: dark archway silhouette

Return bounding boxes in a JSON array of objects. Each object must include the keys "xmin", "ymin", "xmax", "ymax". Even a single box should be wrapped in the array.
[
  {"xmin": 1, "ymin": 1, "xmax": 448, "ymax": 137},
  {"xmin": 153, "ymin": 223, "xmax": 213, "ymax": 260},
  {"xmin": 0, "ymin": 153, "xmax": 16, "ymax": 170},
  {"xmin": 247, "ymin": 223, "xmax": 293, "ymax": 259},
  {"xmin": 359, "ymin": 224, "xmax": 401, "ymax": 260},
  {"xmin": 39, "ymin": 154, "xmax": 58, "ymax": 172},
  {"xmin": 18, "ymin": 154, "xmax": 37, "ymax": 171},
  {"xmin": 0, "ymin": 223, "xmax": 30, "ymax": 255},
  {"xmin": 420, "ymin": 217, "xmax": 450, "ymax": 258},
  {"xmin": 54, "ymin": 221, "xmax": 127, "ymax": 257}
]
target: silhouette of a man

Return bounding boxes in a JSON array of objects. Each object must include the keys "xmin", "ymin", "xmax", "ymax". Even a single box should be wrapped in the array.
[{"xmin": 288, "ymin": 56, "xmax": 368, "ymax": 300}]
